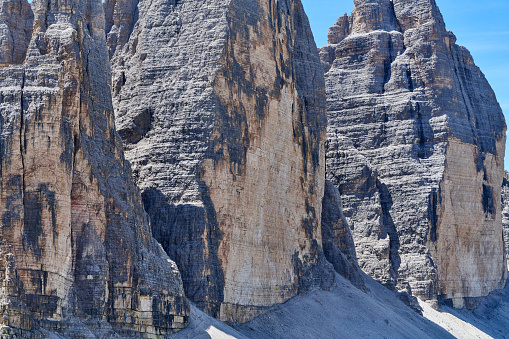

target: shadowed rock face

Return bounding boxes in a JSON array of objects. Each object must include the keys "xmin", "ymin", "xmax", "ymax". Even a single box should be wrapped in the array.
[
  {"xmin": 106, "ymin": 0, "xmax": 335, "ymax": 323},
  {"xmin": 321, "ymin": 180, "xmax": 366, "ymax": 290},
  {"xmin": 0, "ymin": 0, "xmax": 32, "ymax": 66},
  {"xmin": 0, "ymin": 0, "xmax": 189, "ymax": 336},
  {"xmin": 321, "ymin": 0, "xmax": 507, "ymax": 308}
]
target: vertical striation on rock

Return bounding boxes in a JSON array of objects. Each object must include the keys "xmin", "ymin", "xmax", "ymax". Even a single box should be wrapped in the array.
[
  {"xmin": 107, "ymin": 0, "xmax": 335, "ymax": 323},
  {"xmin": 0, "ymin": 0, "xmax": 33, "ymax": 66},
  {"xmin": 321, "ymin": 180, "xmax": 366, "ymax": 290},
  {"xmin": 502, "ymin": 171, "xmax": 509, "ymax": 270},
  {"xmin": 321, "ymin": 0, "xmax": 507, "ymax": 308},
  {"xmin": 0, "ymin": 0, "xmax": 189, "ymax": 336}
]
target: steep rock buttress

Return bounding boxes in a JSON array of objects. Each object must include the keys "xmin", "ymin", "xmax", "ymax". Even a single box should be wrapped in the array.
[
  {"xmin": 502, "ymin": 171, "xmax": 509, "ymax": 270},
  {"xmin": 321, "ymin": 0, "xmax": 507, "ymax": 308},
  {"xmin": 106, "ymin": 0, "xmax": 335, "ymax": 323},
  {"xmin": 0, "ymin": 0, "xmax": 190, "ymax": 336}
]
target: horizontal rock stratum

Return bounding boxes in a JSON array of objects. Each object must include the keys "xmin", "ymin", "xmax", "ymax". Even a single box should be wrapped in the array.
[
  {"xmin": 0, "ymin": 0, "xmax": 507, "ymax": 336},
  {"xmin": 0, "ymin": 0, "xmax": 190, "ymax": 336},
  {"xmin": 321, "ymin": 0, "xmax": 507, "ymax": 308},
  {"xmin": 106, "ymin": 0, "xmax": 336, "ymax": 323}
]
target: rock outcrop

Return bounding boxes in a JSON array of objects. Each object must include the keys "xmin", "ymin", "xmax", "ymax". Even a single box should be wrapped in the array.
[
  {"xmin": 321, "ymin": 180, "xmax": 365, "ymax": 290},
  {"xmin": 0, "ymin": 0, "xmax": 32, "ymax": 67},
  {"xmin": 0, "ymin": 0, "xmax": 189, "ymax": 336},
  {"xmin": 321, "ymin": 0, "xmax": 507, "ymax": 308},
  {"xmin": 106, "ymin": 0, "xmax": 335, "ymax": 323},
  {"xmin": 502, "ymin": 171, "xmax": 509, "ymax": 269}
]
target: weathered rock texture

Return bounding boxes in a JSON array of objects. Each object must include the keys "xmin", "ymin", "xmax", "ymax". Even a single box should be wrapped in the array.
[
  {"xmin": 502, "ymin": 171, "xmax": 509, "ymax": 269},
  {"xmin": 107, "ymin": 0, "xmax": 335, "ymax": 323},
  {"xmin": 321, "ymin": 0, "xmax": 507, "ymax": 308},
  {"xmin": 0, "ymin": 0, "xmax": 189, "ymax": 336},
  {"xmin": 321, "ymin": 180, "xmax": 365, "ymax": 290}
]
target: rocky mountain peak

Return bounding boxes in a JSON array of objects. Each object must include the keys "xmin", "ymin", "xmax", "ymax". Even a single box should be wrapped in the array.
[
  {"xmin": 106, "ymin": 0, "xmax": 338, "ymax": 324},
  {"xmin": 321, "ymin": 0, "xmax": 506, "ymax": 308},
  {"xmin": 351, "ymin": 0, "xmax": 399, "ymax": 34}
]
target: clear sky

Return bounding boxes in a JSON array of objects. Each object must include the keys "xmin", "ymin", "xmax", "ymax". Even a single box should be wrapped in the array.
[{"xmin": 301, "ymin": 0, "xmax": 509, "ymax": 169}]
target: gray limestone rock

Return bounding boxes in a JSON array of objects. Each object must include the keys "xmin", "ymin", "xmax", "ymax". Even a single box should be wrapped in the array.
[
  {"xmin": 0, "ymin": 0, "xmax": 32, "ymax": 66},
  {"xmin": 502, "ymin": 171, "xmax": 509, "ymax": 270},
  {"xmin": 321, "ymin": 180, "xmax": 366, "ymax": 290},
  {"xmin": 107, "ymin": 0, "xmax": 335, "ymax": 323},
  {"xmin": 0, "ymin": 0, "xmax": 189, "ymax": 336},
  {"xmin": 321, "ymin": 0, "xmax": 507, "ymax": 308}
]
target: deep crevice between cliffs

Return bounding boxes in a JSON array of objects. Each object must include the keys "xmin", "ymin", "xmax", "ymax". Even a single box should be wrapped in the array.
[{"xmin": 19, "ymin": 69, "xmax": 26, "ymax": 226}]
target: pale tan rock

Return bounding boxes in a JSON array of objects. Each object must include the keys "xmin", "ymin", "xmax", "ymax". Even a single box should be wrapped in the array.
[
  {"xmin": 108, "ymin": 0, "xmax": 335, "ymax": 323},
  {"xmin": 428, "ymin": 138, "xmax": 507, "ymax": 307},
  {"xmin": 0, "ymin": 0, "xmax": 190, "ymax": 336}
]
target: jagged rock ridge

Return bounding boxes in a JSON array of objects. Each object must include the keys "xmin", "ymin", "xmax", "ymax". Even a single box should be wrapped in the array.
[
  {"xmin": 0, "ymin": 0, "xmax": 189, "ymax": 336},
  {"xmin": 321, "ymin": 0, "xmax": 507, "ymax": 308},
  {"xmin": 106, "ymin": 0, "xmax": 337, "ymax": 323}
]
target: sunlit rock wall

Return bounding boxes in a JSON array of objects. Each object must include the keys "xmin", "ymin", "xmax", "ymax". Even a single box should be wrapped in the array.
[
  {"xmin": 107, "ymin": 0, "xmax": 334, "ymax": 323},
  {"xmin": 0, "ymin": 0, "xmax": 189, "ymax": 336},
  {"xmin": 321, "ymin": 0, "xmax": 507, "ymax": 308}
]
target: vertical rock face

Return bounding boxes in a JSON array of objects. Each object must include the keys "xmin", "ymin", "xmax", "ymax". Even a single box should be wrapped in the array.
[
  {"xmin": 502, "ymin": 171, "xmax": 509, "ymax": 270},
  {"xmin": 321, "ymin": 0, "xmax": 507, "ymax": 308},
  {"xmin": 0, "ymin": 0, "xmax": 32, "ymax": 66},
  {"xmin": 0, "ymin": 0, "xmax": 189, "ymax": 336},
  {"xmin": 321, "ymin": 180, "xmax": 365, "ymax": 290},
  {"xmin": 107, "ymin": 0, "xmax": 334, "ymax": 323}
]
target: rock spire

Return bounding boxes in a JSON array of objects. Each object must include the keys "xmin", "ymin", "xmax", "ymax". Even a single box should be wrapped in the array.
[
  {"xmin": 106, "ymin": 0, "xmax": 336, "ymax": 323},
  {"xmin": 321, "ymin": 0, "xmax": 507, "ymax": 308},
  {"xmin": 0, "ymin": 0, "xmax": 189, "ymax": 335}
]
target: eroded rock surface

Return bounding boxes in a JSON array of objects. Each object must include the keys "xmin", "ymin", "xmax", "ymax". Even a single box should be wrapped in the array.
[
  {"xmin": 502, "ymin": 171, "xmax": 509, "ymax": 270},
  {"xmin": 0, "ymin": 0, "xmax": 189, "ymax": 336},
  {"xmin": 107, "ymin": 0, "xmax": 335, "ymax": 323},
  {"xmin": 321, "ymin": 180, "xmax": 365, "ymax": 290},
  {"xmin": 0, "ymin": 0, "xmax": 32, "ymax": 66},
  {"xmin": 321, "ymin": 0, "xmax": 507, "ymax": 308}
]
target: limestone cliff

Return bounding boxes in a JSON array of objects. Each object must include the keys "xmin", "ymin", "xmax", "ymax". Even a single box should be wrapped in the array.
[
  {"xmin": 107, "ymin": 0, "xmax": 335, "ymax": 323},
  {"xmin": 321, "ymin": 0, "xmax": 507, "ymax": 308},
  {"xmin": 0, "ymin": 0, "xmax": 189, "ymax": 336},
  {"xmin": 502, "ymin": 171, "xmax": 509, "ymax": 270},
  {"xmin": 321, "ymin": 180, "xmax": 365, "ymax": 290}
]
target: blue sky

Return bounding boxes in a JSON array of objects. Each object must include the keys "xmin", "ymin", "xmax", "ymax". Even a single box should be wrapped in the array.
[{"xmin": 302, "ymin": 0, "xmax": 509, "ymax": 169}]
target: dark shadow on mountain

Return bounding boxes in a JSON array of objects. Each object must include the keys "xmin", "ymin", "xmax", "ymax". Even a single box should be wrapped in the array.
[
  {"xmin": 141, "ymin": 186, "xmax": 225, "ymax": 318},
  {"xmin": 376, "ymin": 180, "xmax": 401, "ymax": 284},
  {"xmin": 321, "ymin": 180, "xmax": 366, "ymax": 290}
]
